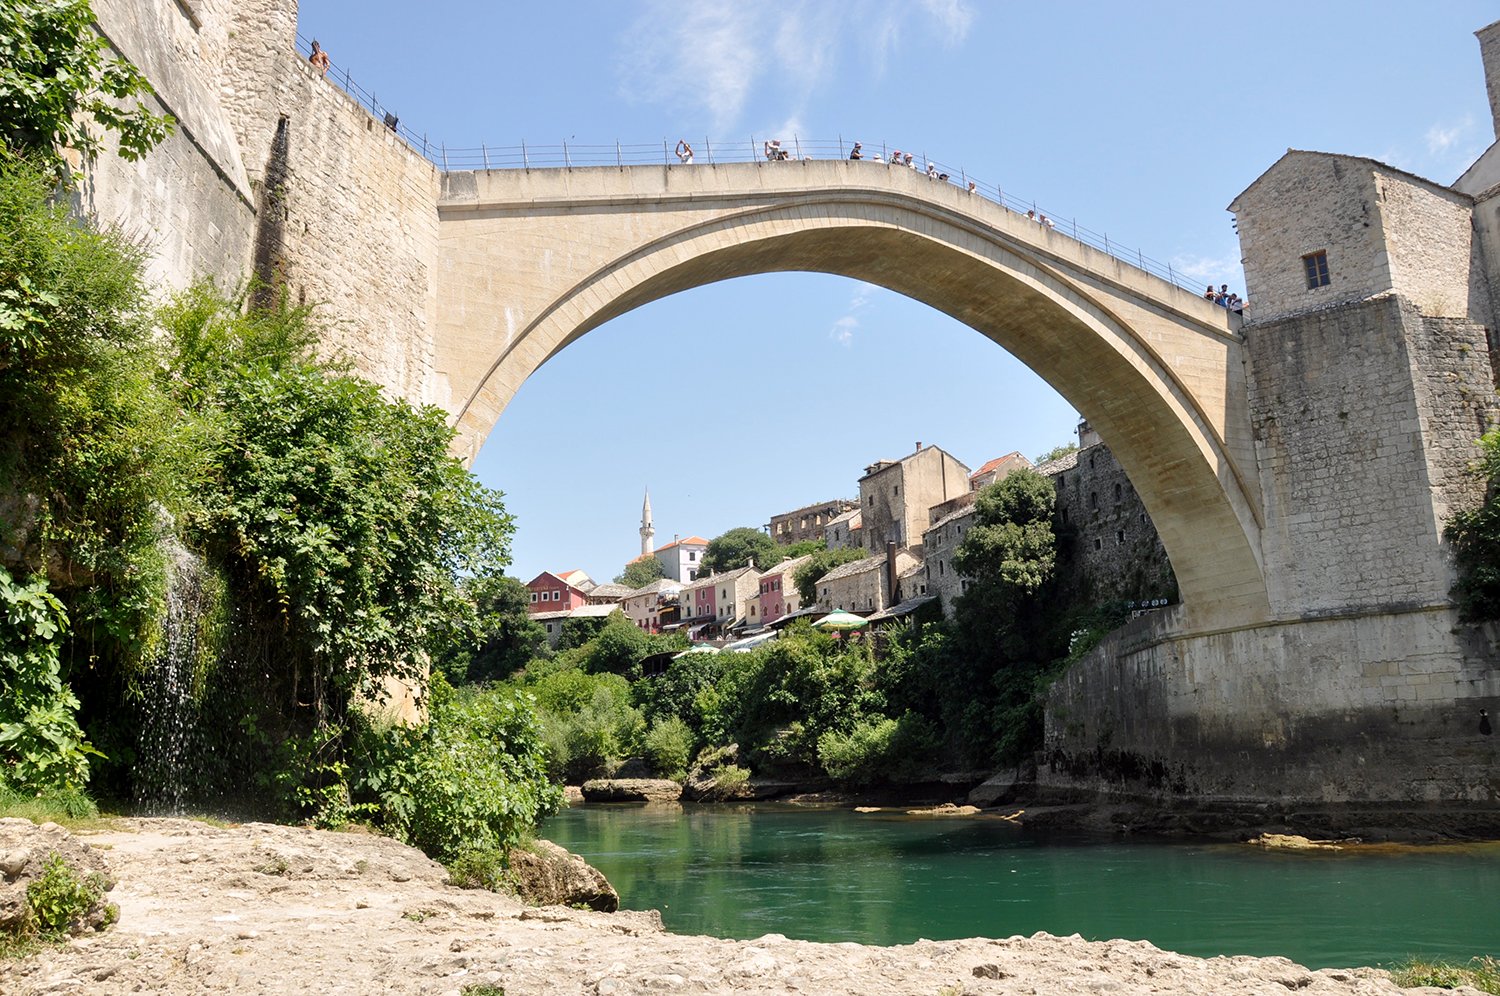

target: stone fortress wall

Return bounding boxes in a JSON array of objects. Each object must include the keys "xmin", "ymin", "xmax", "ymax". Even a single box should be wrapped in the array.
[{"xmin": 89, "ymin": 0, "xmax": 442, "ymax": 408}]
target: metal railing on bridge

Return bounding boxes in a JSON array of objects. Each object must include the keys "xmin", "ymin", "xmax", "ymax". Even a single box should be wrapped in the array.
[{"xmin": 294, "ymin": 33, "xmax": 1211, "ymax": 297}]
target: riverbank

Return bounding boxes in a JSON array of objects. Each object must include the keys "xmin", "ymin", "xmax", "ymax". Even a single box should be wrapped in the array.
[{"xmin": 1, "ymin": 817, "xmax": 1487, "ymax": 995}]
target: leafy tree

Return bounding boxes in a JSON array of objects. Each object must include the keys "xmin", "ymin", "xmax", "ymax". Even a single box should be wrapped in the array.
[
  {"xmin": 159, "ymin": 288, "xmax": 515, "ymax": 721},
  {"xmin": 615, "ymin": 556, "xmax": 667, "ymax": 588},
  {"xmin": 1447, "ymin": 428, "xmax": 1500, "ymax": 621},
  {"xmin": 0, "ymin": 1, "xmax": 174, "ymax": 175},
  {"xmin": 430, "ymin": 574, "xmax": 548, "ymax": 684},
  {"xmin": 700, "ymin": 527, "xmax": 782, "ymax": 575},
  {"xmin": 780, "ymin": 538, "xmax": 826, "ymax": 559},
  {"xmin": 944, "ymin": 469, "xmax": 1064, "ymax": 762},
  {"xmin": 794, "ymin": 546, "xmax": 866, "ymax": 605},
  {"xmin": 1034, "ymin": 442, "xmax": 1079, "ymax": 465}
]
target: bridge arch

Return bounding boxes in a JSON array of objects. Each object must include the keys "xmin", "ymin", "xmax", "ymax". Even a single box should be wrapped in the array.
[{"xmin": 434, "ymin": 163, "xmax": 1268, "ymax": 621}]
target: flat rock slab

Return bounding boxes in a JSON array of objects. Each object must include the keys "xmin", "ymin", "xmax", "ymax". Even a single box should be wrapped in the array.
[
  {"xmin": 580, "ymin": 778, "xmax": 683, "ymax": 802},
  {"xmin": 0, "ymin": 817, "xmax": 1487, "ymax": 996}
]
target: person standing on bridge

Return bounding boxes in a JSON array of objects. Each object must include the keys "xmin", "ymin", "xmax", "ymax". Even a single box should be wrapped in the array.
[
  {"xmin": 675, "ymin": 139, "xmax": 694, "ymax": 164},
  {"xmin": 309, "ymin": 40, "xmax": 330, "ymax": 77},
  {"xmin": 849, "ymin": 142, "xmax": 863, "ymax": 160}
]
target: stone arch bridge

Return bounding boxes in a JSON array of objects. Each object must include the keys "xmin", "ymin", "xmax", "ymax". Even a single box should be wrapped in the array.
[{"xmin": 433, "ymin": 161, "xmax": 1265, "ymax": 627}]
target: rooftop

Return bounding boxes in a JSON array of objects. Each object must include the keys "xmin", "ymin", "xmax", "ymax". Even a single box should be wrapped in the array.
[{"xmin": 818, "ymin": 554, "xmax": 887, "ymax": 584}]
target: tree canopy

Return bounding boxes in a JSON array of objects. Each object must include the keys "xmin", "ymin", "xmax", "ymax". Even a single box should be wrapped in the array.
[
  {"xmin": 615, "ymin": 556, "xmax": 667, "ymax": 588},
  {"xmin": 0, "ymin": 1, "xmax": 173, "ymax": 175},
  {"xmin": 699, "ymin": 527, "xmax": 783, "ymax": 575},
  {"xmin": 793, "ymin": 546, "xmax": 866, "ymax": 605},
  {"xmin": 1446, "ymin": 428, "xmax": 1500, "ymax": 621}
]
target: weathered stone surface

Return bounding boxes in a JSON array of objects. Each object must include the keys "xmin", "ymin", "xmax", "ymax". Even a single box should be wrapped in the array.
[
  {"xmin": 506, "ymin": 839, "xmax": 619, "ymax": 912},
  {"xmin": 905, "ymin": 804, "xmax": 980, "ymax": 817},
  {"xmin": 581, "ymin": 778, "xmax": 683, "ymax": 802},
  {"xmin": 967, "ymin": 770, "xmax": 1021, "ymax": 807},
  {"xmin": 0, "ymin": 818, "xmax": 115, "ymax": 935}
]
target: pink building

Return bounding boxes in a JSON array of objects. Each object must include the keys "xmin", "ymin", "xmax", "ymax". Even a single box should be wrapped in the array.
[
  {"xmin": 525, "ymin": 570, "xmax": 592, "ymax": 614},
  {"xmin": 758, "ymin": 554, "xmax": 811, "ymax": 624}
]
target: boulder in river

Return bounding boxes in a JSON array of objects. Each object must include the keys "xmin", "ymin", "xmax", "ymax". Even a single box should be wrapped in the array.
[
  {"xmin": 506, "ymin": 839, "xmax": 620, "ymax": 912},
  {"xmin": 580, "ymin": 778, "xmax": 683, "ymax": 802}
]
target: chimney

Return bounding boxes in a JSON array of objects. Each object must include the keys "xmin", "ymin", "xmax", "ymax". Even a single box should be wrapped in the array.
[
  {"xmin": 915, "ymin": 440, "xmax": 923, "ymax": 451},
  {"xmin": 1480, "ymin": 21, "xmax": 1500, "ymax": 140},
  {"xmin": 885, "ymin": 541, "xmax": 899, "ymax": 609}
]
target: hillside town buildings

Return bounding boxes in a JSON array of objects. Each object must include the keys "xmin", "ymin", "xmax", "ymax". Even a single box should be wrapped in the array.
[{"xmin": 524, "ymin": 422, "xmax": 1179, "ymax": 641}]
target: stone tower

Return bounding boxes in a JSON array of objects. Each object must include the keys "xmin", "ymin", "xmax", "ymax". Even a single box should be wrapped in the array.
[{"xmin": 639, "ymin": 489, "xmax": 655, "ymax": 558}]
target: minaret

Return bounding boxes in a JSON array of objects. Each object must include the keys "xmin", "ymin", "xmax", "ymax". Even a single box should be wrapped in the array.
[{"xmin": 640, "ymin": 489, "xmax": 655, "ymax": 557}]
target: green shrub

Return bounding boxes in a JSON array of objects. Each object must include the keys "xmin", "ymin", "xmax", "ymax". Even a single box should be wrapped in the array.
[
  {"xmin": 817, "ymin": 712, "xmax": 939, "ymax": 784},
  {"xmin": 641, "ymin": 716, "xmax": 694, "ymax": 779},
  {"xmin": 0, "ymin": 784, "xmax": 98, "ymax": 823},
  {"xmin": 24, "ymin": 852, "xmax": 112, "ymax": 935},
  {"xmin": 445, "ymin": 847, "xmax": 508, "ymax": 891},
  {"xmin": 0, "ymin": 567, "xmax": 101, "ymax": 792},
  {"xmin": 524, "ymin": 668, "xmax": 643, "ymax": 782},
  {"xmin": 1389, "ymin": 956, "xmax": 1500, "ymax": 994}
]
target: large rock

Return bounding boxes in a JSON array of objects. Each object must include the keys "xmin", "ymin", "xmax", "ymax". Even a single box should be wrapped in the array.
[
  {"xmin": 580, "ymin": 778, "xmax": 683, "ymax": 802},
  {"xmin": 506, "ymin": 839, "xmax": 619, "ymax": 912},
  {"xmin": 0, "ymin": 818, "xmax": 116, "ymax": 935}
]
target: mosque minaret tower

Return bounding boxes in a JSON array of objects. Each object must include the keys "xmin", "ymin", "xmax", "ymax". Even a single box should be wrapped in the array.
[{"xmin": 640, "ymin": 489, "xmax": 655, "ymax": 558}]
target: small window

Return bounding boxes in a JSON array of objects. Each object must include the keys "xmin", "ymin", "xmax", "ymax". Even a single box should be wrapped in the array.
[
  {"xmin": 1303, "ymin": 250, "xmax": 1330, "ymax": 289},
  {"xmin": 530, "ymin": 592, "xmax": 538, "ymax": 603},
  {"xmin": 1114, "ymin": 483, "xmax": 1122, "ymax": 501},
  {"xmin": 1090, "ymin": 491, "xmax": 1098, "ymax": 509},
  {"xmin": 545, "ymin": 623, "xmax": 554, "ymax": 633},
  {"xmin": 1093, "ymin": 538, "xmax": 1103, "ymax": 551},
  {"xmin": 1116, "ymin": 529, "xmax": 1125, "ymax": 545},
  {"xmin": 1061, "ymin": 508, "xmax": 1070, "ymax": 524}
]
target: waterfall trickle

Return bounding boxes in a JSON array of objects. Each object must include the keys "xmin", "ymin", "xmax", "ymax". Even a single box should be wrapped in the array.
[{"xmin": 134, "ymin": 538, "xmax": 212, "ymax": 814}]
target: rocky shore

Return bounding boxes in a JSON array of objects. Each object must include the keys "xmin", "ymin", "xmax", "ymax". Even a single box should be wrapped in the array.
[{"xmin": 0, "ymin": 817, "xmax": 1487, "ymax": 995}]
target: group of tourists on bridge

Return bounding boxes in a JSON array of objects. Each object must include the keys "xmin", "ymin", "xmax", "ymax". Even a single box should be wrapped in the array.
[{"xmin": 1206, "ymin": 284, "xmax": 1247, "ymax": 314}]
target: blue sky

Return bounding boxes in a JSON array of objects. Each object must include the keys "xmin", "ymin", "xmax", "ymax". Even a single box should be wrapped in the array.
[{"xmin": 298, "ymin": 1, "xmax": 1498, "ymax": 584}]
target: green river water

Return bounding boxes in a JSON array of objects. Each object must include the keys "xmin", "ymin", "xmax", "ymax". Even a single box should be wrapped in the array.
[{"xmin": 542, "ymin": 803, "xmax": 1500, "ymax": 969}]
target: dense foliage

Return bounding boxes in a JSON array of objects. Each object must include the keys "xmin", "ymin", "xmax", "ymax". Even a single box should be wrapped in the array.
[
  {"xmin": 793, "ymin": 546, "xmax": 866, "ymax": 605},
  {"xmin": 430, "ymin": 574, "xmax": 549, "ymax": 684},
  {"xmin": 0, "ymin": 0, "xmax": 173, "ymax": 174},
  {"xmin": 0, "ymin": 154, "xmax": 183, "ymax": 663},
  {"xmin": 614, "ymin": 556, "xmax": 666, "ymax": 587},
  {"xmin": 699, "ymin": 526, "xmax": 784, "ymax": 575},
  {"xmin": 0, "ymin": 566, "xmax": 98, "ymax": 792},
  {"xmin": 1446, "ymin": 429, "xmax": 1500, "ymax": 621},
  {"xmin": 155, "ymin": 286, "xmax": 515, "ymax": 720}
]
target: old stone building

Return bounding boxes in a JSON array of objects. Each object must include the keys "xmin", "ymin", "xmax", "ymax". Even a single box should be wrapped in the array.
[
  {"xmin": 816, "ymin": 548, "xmax": 918, "ymax": 613},
  {"xmin": 824, "ymin": 508, "xmax": 862, "ymax": 550},
  {"xmin": 767, "ymin": 500, "xmax": 857, "ymax": 545},
  {"xmin": 1044, "ymin": 425, "xmax": 1177, "ymax": 610},
  {"xmin": 921, "ymin": 506, "xmax": 977, "ymax": 613},
  {"xmin": 856, "ymin": 444, "xmax": 971, "ymax": 556}
]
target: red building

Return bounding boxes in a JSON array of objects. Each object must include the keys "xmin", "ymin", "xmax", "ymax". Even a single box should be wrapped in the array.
[{"xmin": 525, "ymin": 570, "xmax": 593, "ymax": 614}]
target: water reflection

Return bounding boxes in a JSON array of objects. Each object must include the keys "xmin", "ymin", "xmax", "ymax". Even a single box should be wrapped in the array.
[{"xmin": 543, "ymin": 804, "xmax": 1500, "ymax": 968}]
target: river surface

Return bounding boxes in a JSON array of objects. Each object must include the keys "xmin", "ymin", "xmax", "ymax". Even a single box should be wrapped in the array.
[{"xmin": 543, "ymin": 803, "xmax": 1500, "ymax": 969}]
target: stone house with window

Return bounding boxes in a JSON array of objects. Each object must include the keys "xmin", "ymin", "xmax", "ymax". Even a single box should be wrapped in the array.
[
  {"xmin": 921, "ymin": 505, "xmax": 978, "ymax": 613},
  {"xmin": 620, "ymin": 578, "xmax": 683, "ymax": 633},
  {"xmin": 857, "ymin": 443, "xmax": 971, "ymax": 556},
  {"xmin": 712, "ymin": 565, "xmax": 762, "ymax": 630},
  {"xmin": 825, "ymin": 508, "xmax": 862, "ymax": 550},
  {"xmin": 816, "ymin": 548, "xmax": 918, "ymax": 613}
]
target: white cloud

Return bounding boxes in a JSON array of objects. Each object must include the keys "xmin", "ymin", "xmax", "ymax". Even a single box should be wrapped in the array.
[
  {"xmin": 831, "ymin": 315, "xmax": 858, "ymax": 346},
  {"xmin": 1170, "ymin": 252, "xmax": 1243, "ymax": 290},
  {"xmin": 829, "ymin": 282, "xmax": 880, "ymax": 346},
  {"xmin": 1426, "ymin": 120, "xmax": 1466, "ymax": 155},
  {"xmin": 616, "ymin": 1, "xmax": 978, "ymax": 131},
  {"xmin": 916, "ymin": 0, "xmax": 975, "ymax": 45}
]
